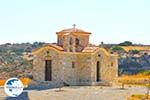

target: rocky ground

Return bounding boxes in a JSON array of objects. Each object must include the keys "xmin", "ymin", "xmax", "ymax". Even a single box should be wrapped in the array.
[{"xmin": 0, "ymin": 86, "xmax": 147, "ymax": 100}]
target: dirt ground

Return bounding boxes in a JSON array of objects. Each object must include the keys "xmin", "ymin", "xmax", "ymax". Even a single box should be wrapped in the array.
[{"xmin": 0, "ymin": 86, "xmax": 147, "ymax": 100}]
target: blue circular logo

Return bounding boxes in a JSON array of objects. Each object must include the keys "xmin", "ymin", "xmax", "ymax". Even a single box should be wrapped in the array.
[{"xmin": 4, "ymin": 78, "xmax": 24, "ymax": 97}]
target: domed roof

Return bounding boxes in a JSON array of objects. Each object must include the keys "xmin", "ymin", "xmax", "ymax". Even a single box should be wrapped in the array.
[
  {"xmin": 60, "ymin": 28, "xmax": 85, "ymax": 32},
  {"xmin": 56, "ymin": 24, "xmax": 91, "ymax": 35}
]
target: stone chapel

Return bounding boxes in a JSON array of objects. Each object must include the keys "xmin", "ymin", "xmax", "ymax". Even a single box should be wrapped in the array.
[{"xmin": 32, "ymin": 25, "xmax": 118, "ymax": 87}]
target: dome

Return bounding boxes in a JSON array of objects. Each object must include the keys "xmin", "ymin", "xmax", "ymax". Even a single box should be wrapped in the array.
[
  {"xmin": 56, "ymin": 24, "xmax": 91, "ymax": 35},
  {"xmin": 60, "ymin": 28, "xmax": 85, "ymax": 32}
]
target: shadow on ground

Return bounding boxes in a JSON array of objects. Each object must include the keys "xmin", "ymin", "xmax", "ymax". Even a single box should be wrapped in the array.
[
  {"xmin": 24, "ymin": 86, "xmax": 56, "ymax": 91},
  {"xmin": 24, "ymin": 85, "xmax": 66, "ymax": 91},
  {"xmin": 5, "ymin": 92, "xmax": 29, "ymax": 100}
]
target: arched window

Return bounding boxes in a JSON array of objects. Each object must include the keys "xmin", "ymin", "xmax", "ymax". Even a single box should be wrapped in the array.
[
  {"xmin": 69, "ymin": 37, "xmax": 73, "ymax": 45},
  {"xmin": 76, "ymin": 38, "xmax": 79, "ymax": 45},
  {"xmin": 111, "ymin": 62, "xmax": 113, "ymax": 67}
]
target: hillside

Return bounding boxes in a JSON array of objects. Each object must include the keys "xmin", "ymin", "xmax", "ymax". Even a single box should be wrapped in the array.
[
  {"xmin": 0, "ymin": 42, "xmax": 46, "ymax": 79},
  {"xmin": 110, "ymin": 45, "xmax": 150, "ymax": 75},
  {"xmin": 0, "ymin": 42, "xmax": 150, "ymax": 79},
  {"xmin": 102, "ymin": 41, "xmax": 150, "ymax": 75},
  {"xmin": 119, "ymin": 53, "xmax": 150, "ymax": 75}
]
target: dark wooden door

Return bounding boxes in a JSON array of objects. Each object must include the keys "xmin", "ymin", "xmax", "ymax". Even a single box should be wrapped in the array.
[
  {"xmin": 96, "ymin": 61, "xmax": 100, "ymax": 81},
  {"xmin": 45, "ymin": 60, "xmax": 52, "ymax": 81}
]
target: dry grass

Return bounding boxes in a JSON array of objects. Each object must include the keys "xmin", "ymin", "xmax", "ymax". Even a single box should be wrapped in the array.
[
  {"xmin": 127, "ymin": 94, "xmax": 150, "ymax": 100},
  {"xmin": 117, "ymin": 74, "xmax": 150, "ymax": 99},
  {"xmin": 0, "ymin": 78, "xmax": 31, "ymax": 86},
  {"xmin": 121, "ymin": 46, "xmax": 150, "ymax": 52},
  {"xmin": 117, "ymin": 74, "xmax": 150, "ymax": 86}
]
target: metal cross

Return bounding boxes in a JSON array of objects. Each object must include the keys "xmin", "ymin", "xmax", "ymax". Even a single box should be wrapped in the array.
[{"xmin": 73, "ymin": 24, "xmax": 76, "ymax": 28}]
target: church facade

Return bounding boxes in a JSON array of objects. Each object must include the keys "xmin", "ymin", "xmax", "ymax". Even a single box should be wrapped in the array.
[{"xmin": 32, "ymin": 26, "xmax": 118, "ymax": 87}]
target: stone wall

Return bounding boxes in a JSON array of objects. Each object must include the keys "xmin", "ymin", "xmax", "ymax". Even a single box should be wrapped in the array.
[
  {"xmin": 74, "ymin": 34, "xmax": 90, "ymax": 52},
  {"xmin": 32, "ymin": 47, "xmax": 62, "ymax": 83},
  {"xmin": 76, "ymin": 54, "xmax": 93, "ymax": 83},
  {"xmin": 57, "ymin": 33, "xmax": 90, "ymax": 52},
  {"xmin": 92, "ymin": 49, "xmax": 118, "ymax": 82},
  {"xmin": 32, "ymin": 46, "xmax": 118, "ymax": 87}
]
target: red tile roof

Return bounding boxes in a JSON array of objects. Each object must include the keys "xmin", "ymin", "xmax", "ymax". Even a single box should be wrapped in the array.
[
  {"xmin": 32, "ymin": 44, "xmax": 64, "ymax": 52},
  {"xmin": 60, "ymin": 28, "xmax": 85, "ymax": 32},
  {"xmin": 82, "ymin": 47, "xmax": 99, "ymax": 52}
]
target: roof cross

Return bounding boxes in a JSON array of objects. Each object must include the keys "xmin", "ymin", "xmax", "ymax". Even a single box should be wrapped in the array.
[{"xmin": 73, "ymin": 24, "xmax": 76, "ymax": 29}]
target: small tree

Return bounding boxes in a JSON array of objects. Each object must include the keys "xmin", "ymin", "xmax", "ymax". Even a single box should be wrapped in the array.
[
  {"xmin": 111, "ymin": 46, "xmax": 124, "ymax": 53},
  {"xmin": 119, "ymin": 41, "xmax": 133, "ymax": 46}
]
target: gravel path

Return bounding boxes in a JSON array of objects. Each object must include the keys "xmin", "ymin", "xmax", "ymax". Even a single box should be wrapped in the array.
[{"xmin": 0, "ymin": 86, "xmax": 147, "ymax": 100}]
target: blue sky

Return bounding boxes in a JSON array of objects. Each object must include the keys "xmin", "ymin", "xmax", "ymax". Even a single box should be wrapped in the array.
[{"xmin": 0, "ymin": 0, "xmax": 150, "ymax": 44}]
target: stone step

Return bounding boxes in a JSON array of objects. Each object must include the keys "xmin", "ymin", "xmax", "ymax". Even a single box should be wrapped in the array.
[
  {"xmin": 91, "ymin": 81, "xmax": 111, "ymax": 86},
  {"xmin": 26, "ymin": 80, "xmax": 111, "ymax": 90}
]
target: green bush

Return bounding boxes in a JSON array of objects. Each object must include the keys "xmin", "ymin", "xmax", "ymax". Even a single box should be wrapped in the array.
[
  {"xmin": 111, "ymin": 46, "xmax": 124, "ymax": 52},
  {"xmin": 138, "ymin": 70, "xmax": 150, "ymax": 75},
  {"xmin": 119, "ymin": 41, "xmax": 133, "ymax": 46}
]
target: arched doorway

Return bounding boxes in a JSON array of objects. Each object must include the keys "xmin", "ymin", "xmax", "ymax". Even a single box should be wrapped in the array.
[
  {"xmin": 96, "ymin": 61, "xmax": 100, "ymax": 81},
  {"xmin": 45, "ymin": 60, "xmax": 52, "ymax": 81}
]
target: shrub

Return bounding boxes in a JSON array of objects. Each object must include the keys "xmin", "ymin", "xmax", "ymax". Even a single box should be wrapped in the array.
[
  {"xmin": 111, "ymin": 46, "xmax": 124, "ymax": 52},
  {"xmin": 119, "ymin": 41, "xmax": 133, "ymax": 46}
]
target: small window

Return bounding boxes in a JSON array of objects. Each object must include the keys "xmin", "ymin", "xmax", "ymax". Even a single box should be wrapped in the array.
[
  {"xmin": 98, "ymin": 54, "xmax": 101, "ymax": 57},
  {"xmin": 72, "ymin": 62, "xmax": 75, "ymax": 68},
  {"xmin": 46, "ymin": 51, "xmax": 50, "ymax": 54},
  {"xmin": 46, "ymin": 51, "xmax": 50, "ymax": 56},
  {"xmin": 76, "ymin": 38, "xmax": 79, "ymax": 45},
  {"xmin": 69, "ymin": 37, "xmax": 73, "ymax": 45},
  {"xmin": 111, "ymin": 62, "xmax": 113, "ymax": 67}
]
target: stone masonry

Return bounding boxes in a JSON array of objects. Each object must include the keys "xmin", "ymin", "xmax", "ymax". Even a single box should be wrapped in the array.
[{"xmin": 32, "ymin": 26, "xmax": 118, "ymax": 87}]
